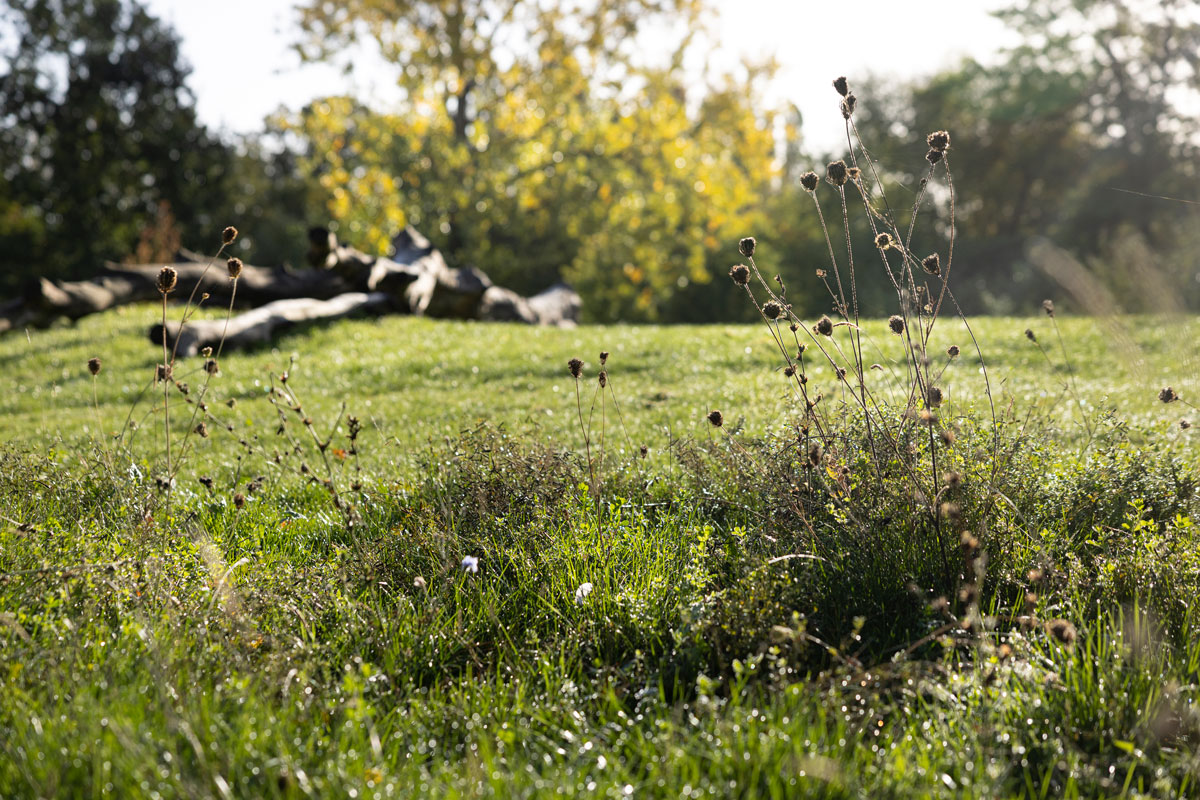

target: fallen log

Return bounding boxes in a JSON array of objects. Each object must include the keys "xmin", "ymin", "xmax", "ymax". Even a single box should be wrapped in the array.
[
  {"xmin": 150, "ymin": 292, "xmax": 392, "ymax": 357},
  {"xmin": 2, "ymin": 223, "xmax": 582, "ymax": 343}
]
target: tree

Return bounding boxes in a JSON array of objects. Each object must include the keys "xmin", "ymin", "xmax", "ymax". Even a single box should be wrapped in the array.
[
  {"xmin": 286, "ymin": 0, "xmax": 778, "ymax": 321},
  {"xmin": 0, "ymin": 0, "xmax": 237, "ymax": 294},
  {"xmin": 837, "ymin": 0, "xmax": 1200, "ymax": 313}
]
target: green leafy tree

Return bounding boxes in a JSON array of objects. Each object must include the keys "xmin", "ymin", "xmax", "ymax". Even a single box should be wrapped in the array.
[{"xmin": 0, "ymin": 0, "xmax": 236, "ymax": 294}]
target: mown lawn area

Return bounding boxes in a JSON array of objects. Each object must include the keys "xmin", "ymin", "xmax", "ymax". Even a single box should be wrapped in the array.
[{"xmin": 2, "ymin": 307, "xmax": 1198, "ymax": 798}]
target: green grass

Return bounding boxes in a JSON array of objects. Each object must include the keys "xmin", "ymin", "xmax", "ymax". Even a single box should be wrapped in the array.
[{"xmin": 2, "ymin": 307, "xmax": 1199, "ymax": 798}]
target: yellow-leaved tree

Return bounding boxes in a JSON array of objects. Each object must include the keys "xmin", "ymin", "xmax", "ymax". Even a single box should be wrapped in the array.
[{"xmin": 284, "ymin": 0, "xmax": 779, "ymax": 320}]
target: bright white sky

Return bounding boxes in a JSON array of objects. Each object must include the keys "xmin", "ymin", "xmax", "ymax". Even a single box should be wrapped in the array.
[{"xmin": 145, "ymin": 0, "xmax": 1018, "ymax": 153}]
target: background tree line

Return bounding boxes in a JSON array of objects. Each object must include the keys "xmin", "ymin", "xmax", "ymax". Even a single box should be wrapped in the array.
[{"xmin": 2, "ymin": 0, "xmax": 1197, "ymax": 321}]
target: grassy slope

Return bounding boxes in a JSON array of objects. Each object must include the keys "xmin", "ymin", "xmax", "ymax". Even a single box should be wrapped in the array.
[
  {"xmin": 2, "ymin": 307, "xmax": 1199, "ymax": 799},
  {"xmin": 2, "ymin": 304, "xmax": 1197, "ymax": 461}
]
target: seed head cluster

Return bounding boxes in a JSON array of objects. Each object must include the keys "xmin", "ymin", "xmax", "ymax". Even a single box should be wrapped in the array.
[
  {"xmin": 729, "ymin": 264, "xmax": 750, "ymax": 285},
  {"xmin": 87, "ymin": 357, "xmax": 102, "ymax": 376},
  {"xmin": 227, "ymin": 257, "xmax": 243, "ymax": 279},
  {"xmin": 800, "ymin": 171, "xmax": 819, "ymax": 192},
  {"xmin": 739, "ymin": 237, "xmax": 756, "ymax": 257},
  {"xmin": 888, "ymin": 315, "xmax": 905, "ymax": 335},
  {"xmin": 222, "ymin": 226, "xmax": 238, "ymax": 244},
  {"xmin": 826, "ymin": 161, "xmax": 848, "ymax": 187},
  {"xmin": 921, "ymin": 253, "xmax": 941, "ymax": 275},
  {"xmin": 157, "ymin": 266, "xmax": 178, "ymax": 295},
  {"xmin": 707, "ymin": 410, "xmax": 723, "ymax": 427},
  {"xmin": 568, "ymin": 358, "xmax": 584, "ymax": 379},
  {"xmin": 762, "ymin": 301, "xmax": 783, "ymax": 320},
  {"xmin": 814, "ymin": 315, "xmax": 834, "ymax": 336}
]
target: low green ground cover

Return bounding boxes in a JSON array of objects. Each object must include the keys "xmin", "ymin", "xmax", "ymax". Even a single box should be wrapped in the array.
[{"xmin": 1, "ymin": 308, "xmax": 1198, "ymax": 798}]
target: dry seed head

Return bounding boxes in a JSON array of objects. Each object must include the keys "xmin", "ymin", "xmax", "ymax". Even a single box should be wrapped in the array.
[
  {"xmin": 598, "ymin": 370, "xmax": 607, "ymax": 388},
  {"xmin": 1025, "ymin": 329, "xmax": 1037, "ymax": 342},
  {"xmin": 639, "ymin": 444, "xmax": 649, "ymax": 458},
  {"xmin": 814, "ymin": 315, "xmax": 834, "ymax": 336},
  {"xmin": 1042, "ymin": 298, "xmax": 1055, "ymax": 317},
  {"xmin": 826, "ymin": 160, "xmax": 848, "ymax": 186},
  {"xmin": 840, "ymin": 94, "xmax": 856, "ymax": 119},
  {"xmin": 1159, "ymin": 386, "xmax": 1178, "ymax": 403},
  {"xmin": 157, "ymin": 266, "xmax": 178, "ymax": 295},
  {"xmin": 1182, "ymin": 419, "xmax": 1193, "ymax": 430},
  {"xmin": 568, "ymin": 358, "xmax": 584, "ymax": 379},
  {"xmin": 739, "ymin": 237, "xmax": 756, "ymax": 257},
  {"xmin": 847, "ymin": 167, "xmax": 861, "ymax": 182},
  {"xmin": 1046, "ymin": 618, "xmax": 1077, "ymax": 647},
  {"xmin": 875, "ymin": 232, "xmax": 893, "ymax": 250},
  {"xmin": 87, "ymin": 357, "xmax": 102, "ymax": 376},
  {"xmin": 832, "ymin": 76, "xmax": 849, "ymax": 97},
  {"xmin": 926, "ymin": 148, "xmax": 944, "ymax": 165},
  {"xmin": 599, "ymin": 351, "xmax": 609, "ymax": 365},
  {"xmin": 222, "ymin": 226, "xmax": 238, "ymax": 244},
  {"xmin": 921, "ymin": 253, "xmax": 941, "ymax": 275},
  {"xmin": 227, "ymin": 257, "xmax": 243, "ymax": 279},
  {"xmin": 195, "ymin": 422, "xmax": 209, "ymax": 438},
  {"xmin": 808, "ymin": 443, "xmax": 822, "ymax": 467},
  {"xmin": 204, "ymin": 359, "xmax": 219, "ymax": 376},
  {"xmin": 233, "ymin": 492, "xmax": 246, "ymax": 510},
  {"xmin": 926, "ymin": 130, "xmax": 950, "ymax": 152},
  {"xmin": 155, "ymin": 363, "xmax": 172, "ymax": 383},
  {"xmin": 940, "ymin": 428, "xmax": 956, "ymax": 446},
  {"xmin": 926, "ymin": 386, "xmax": 944, "ymax": 408},
  {"xmin": 800, "ymin": 171, "xmax": 820, "ymax": 192},
  {"xmin": 762, "ymin": 301, "xmax": 783, "ymax": 320},
  {"xmin": 729, "ymin": 264, "xmax": 750, "ymax": 285},
  {"xmin": 888, "ymin": 314, "xmax": 905, "ymax": 335},
  {"xmin": 947, "ymin": 344, "xmax": 960, "ymax": 358},
  {"xmin": 783, "ymin": 364, "xmax": 796, "ymax": 378},
  {"xmin": 707, "ymin": 410, "xmax": 724, "ymax": 427}
]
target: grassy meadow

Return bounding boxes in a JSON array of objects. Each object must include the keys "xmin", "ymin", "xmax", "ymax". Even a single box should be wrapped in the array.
[{"xmin": 2, "ymin": 303, "xmax": 1200, "ymax": 798}]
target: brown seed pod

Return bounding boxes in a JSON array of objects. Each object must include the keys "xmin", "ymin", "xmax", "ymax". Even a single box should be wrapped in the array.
[
  {"xmin": 926, "ymin": 130, "xmax": 950, "ymax": 152},
  {"xmin": 706, "ymin": 410, "xmax": 723, "ymax": 427},
  {"xmin": 156, "ymin": 266, "xmax": 178, "ymax": 295},
  {"xmin": 729, "ymin": 264, "xmax": 750, "ymax": 285},
  {"xmin": 888, "ymin": 315, "xmax": 905, "ymax": 335},
  {"xmin": 826, "ymin": 160, "xmax": 848, "ymax": 186},
  {"xmin": 87, "ymin": 357, "xmax": 102, "ymax": 376},
  {"xmin": 222, "ymin": 226, "xmax": 238, "ymax": 244},
  {"xmin": 800, "ymin": 171, "xmax": 820, "ymax": 192}
]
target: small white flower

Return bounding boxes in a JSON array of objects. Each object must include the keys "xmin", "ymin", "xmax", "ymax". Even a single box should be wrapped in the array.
[
  {"xmin": 413, "ymin": 576, "xmax": 427, "ymax": 590},
  {"xmin": 574, "ymin": 582, "xmax": 594, "ymax": 605},
  {"xmin": 461, "ymin": 555, "xmax": 479, "ymax": 574}
]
